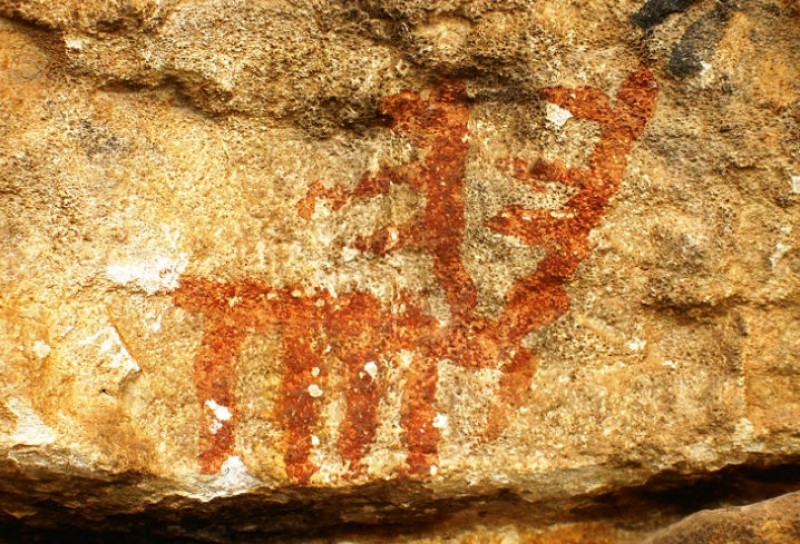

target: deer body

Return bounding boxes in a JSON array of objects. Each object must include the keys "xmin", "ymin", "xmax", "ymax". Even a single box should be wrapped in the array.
[{"xmin": 174, "ymin": 70, "xmax": 658, "ymax": 482}]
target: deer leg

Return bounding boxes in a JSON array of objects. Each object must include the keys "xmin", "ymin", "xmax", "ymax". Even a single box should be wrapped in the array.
[
  {"xmin": 485, "ymin": 347, "xmax": 537, "ymax": 441},
  {"xmin": 401, "ymin": 353, "xmax": 441, "ymax": 476},
  {"xmin": 276, "ymin": 327, "xmax": 324, "ymax": 485},
  {"xmin": 337, "ymin": 350, "xmax": 383, "ymax": 478},
  {"xmin": 499, "ymin": 280, "xmax": 572, "ymax": 349},
  {"xmin": 194, "ymin": 320, "xmax": 247, "ymax": 474}
]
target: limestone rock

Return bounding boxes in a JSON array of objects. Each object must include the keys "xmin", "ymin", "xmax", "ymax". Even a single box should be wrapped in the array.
[
  {"xmin": 647, "ymin": 491, "xmax": 800, "ymax": 544},
  {"xmin": 1, "ymin": 0, "xmax": 799, "ymax": 541}
]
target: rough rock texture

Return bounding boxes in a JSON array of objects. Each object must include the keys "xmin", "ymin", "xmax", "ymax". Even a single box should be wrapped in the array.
[
  {"xmin": 1, "ymin": 0, "xmax": 799, "ymax": 542},
  {"xmin": 646, "ymin": 490, "xmax": 800, "ymax": 544}
]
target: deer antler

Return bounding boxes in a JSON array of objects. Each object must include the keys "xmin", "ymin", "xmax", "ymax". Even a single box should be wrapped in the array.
[
  {"xmin": 491, "ymin": 69, "xmax": 658, "ymax": 347},
  {"xmin": 481, "ymin": 71, "xmax": 658, "ymax": 440}
]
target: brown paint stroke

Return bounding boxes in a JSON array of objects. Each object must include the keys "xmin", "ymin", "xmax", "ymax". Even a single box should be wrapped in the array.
[{"xmin": 173, "ymin": 70, "xmax": 658, "ymax": 482}]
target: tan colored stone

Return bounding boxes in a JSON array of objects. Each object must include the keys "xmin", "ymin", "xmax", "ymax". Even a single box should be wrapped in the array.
[
  {"xmin": 0, "ymin": 0, "xmax": 799, "ymax": 541},
  {"xmin": 647, "ymin": 491, "xmax": 800, "ymax": 544}
]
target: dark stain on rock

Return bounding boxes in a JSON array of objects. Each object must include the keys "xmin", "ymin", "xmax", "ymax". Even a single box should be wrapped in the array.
[
  {"xmin": 631, "ymin": 0, "xmax": 702, "ymax": 29},
  {"xmin": 668, "ymin": 4, "xmax": 731, "ymax": 78}
]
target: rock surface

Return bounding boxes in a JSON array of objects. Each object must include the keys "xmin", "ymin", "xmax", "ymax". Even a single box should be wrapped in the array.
[
  {"xmin": 1, "ymin": 0, "xmax": 799, "ymax": 542},
  {"xmin": 646, "ymin": 490, "xmax": 800, "ymax": 544}
]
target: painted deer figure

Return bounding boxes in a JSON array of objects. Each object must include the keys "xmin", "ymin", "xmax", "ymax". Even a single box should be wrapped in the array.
[{"xmin": 173, "ymin": 69, "xmax": 658, "ymax": 482}]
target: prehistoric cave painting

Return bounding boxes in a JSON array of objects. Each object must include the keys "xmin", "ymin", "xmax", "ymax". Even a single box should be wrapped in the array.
[
  {"xmin": 173, "ymin": 69, "xmax": 658, "ymax": 483},
  {"xmin": 173, "ymin": 280, "xmax": 436, "ymax": 481}
]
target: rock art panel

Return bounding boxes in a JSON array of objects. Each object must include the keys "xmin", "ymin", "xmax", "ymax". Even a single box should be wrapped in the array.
[
  {"xmin": 174, "ymin": 70, "xmax": 658, "ymax": 483},
  {"xmin": 2, "ymin": 1, "xmax": 800, "ymax": 541}
]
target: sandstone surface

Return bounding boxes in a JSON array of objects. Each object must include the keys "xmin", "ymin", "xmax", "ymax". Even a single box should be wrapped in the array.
[{"xmin": 1, "ymin": 0, "xmax": 799, "ymax": 542}]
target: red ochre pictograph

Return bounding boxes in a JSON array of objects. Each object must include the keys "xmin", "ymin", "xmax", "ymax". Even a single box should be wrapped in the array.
[{"xmin": 173, "ymin": 70, "xmax": 658, "ymax": 483}]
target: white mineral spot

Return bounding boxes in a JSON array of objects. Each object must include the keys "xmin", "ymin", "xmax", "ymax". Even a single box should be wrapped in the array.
[
  {"xmin": 627, "ymin": 337, "xmax": 646, "ymax": 352},
  {"xmin": 662, "ymin": 360, "xmax": 678, "ymax": 369},
  {"xmin": 429, "ymin": 464, "xmax": 438, "ymax": 476},
  {"xmin": 432, "ymin": 413, "xmax": 449, "ymax": 429},
  {"xmin": 546, "ymin": 103, "xmax": 573, "ymax": 128},
  {"xmin": 311, "ymin": 434, "xmax": 321, "ymax": 447},
  {"xmin": 397, "ymin": 350, "xmax": 414, "ymax": 369},
  {"xmin": 80, "ymin": 327, "xmax": 141, "ymax": 376},
  {"xmin": 7, "ymin": 398, "xmax": 57, "ymax": 446},
  {"xmin": 195, "ymin": 456, "xmax": 262, "ymax": 501},
  {"xmin": 151, "ymin": 311, "xmax": 164, "ymax": 333},
  {"xmin": 769, "ymin": 242, "xmax": 790, "ymax": 268},
  {"xmin": 317, "ymin": 229, "xmax": 334, "ymax": 246},
  {"xmin": 32, "ymin": 340, "xmax": 51, "ymax": 360},
  {"xmin": 319, "ymin": 275, "xmax": 339, "ymax": 299},
  {"xmin": 256, "ymin": 240, "xmax": 266, "ymax": 266},
  {"xmin": 599, "ymin": 361, "xmax": 626, "ymax": 374},
  {"xmin": 363, "ymin": 361, "xmax": 378, "ymax": 379},
  {"xmin": 791, "ymin": 175, "xmax": 800, "ymax": 194},
  {"xmin": 695, "ymin": 62, "xmax": 715, "ymax": 87},
  {"xmin": 106, "ymin": 253, "xmax": 188, "ymax": 295},
  {"xmin": 342, "ymin": 246, "xmax": 359, "ymax": 262},
  {"xmin": 314, "ymin": 201, "xmax": 332, "ymax": 219},
  {"xmin": 499, "ymin": 526, "xmax": 521, "ymax": 544},
  {"xmin": 209, "ymin": 419, "xmax": 223, "ymax": 435},
  {"xmin": 687, "ymin": 442, "xmax": 717, "ymax": 463},
  {"xmin": 65, "ymin": 37, "xmax": 84, "ymax": 50},
  {"xmin": 311, "ymin": 366, "xmax": 320, "ymax": 377},
  {"xmin": 204, "ymin": 400, "xmax": 232, "ymax": 422},
  {"xmin": 733, "ymin": 417, "xmax": 755, "ymax": 443},
  {"xmin": 308, "ymin": 384, "xmax": 324, "ymax": 398}
]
